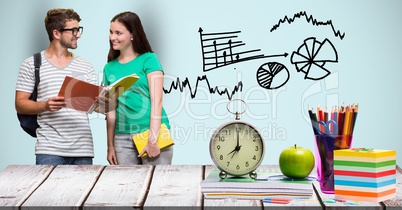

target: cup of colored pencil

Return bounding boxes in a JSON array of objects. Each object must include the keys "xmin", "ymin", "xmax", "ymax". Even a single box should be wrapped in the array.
[{"xmin": 308, "ymin": 104, "xmax": 359, "ymax": 194}]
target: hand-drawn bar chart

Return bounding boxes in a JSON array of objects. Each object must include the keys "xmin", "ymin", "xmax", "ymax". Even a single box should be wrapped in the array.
[{"xmin": 199, "ymin": 27, "xmax": 287, "ymax": 72}]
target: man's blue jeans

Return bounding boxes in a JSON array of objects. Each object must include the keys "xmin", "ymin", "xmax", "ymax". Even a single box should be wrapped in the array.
[{"xmin": 36, "ymin": 154, "xmax": 93, "ymax": 166}]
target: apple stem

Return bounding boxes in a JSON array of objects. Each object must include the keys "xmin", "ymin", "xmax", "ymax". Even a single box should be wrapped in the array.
[{"xmin": 294, "ymin": 144, "xmax": 296, "ymax": 149}]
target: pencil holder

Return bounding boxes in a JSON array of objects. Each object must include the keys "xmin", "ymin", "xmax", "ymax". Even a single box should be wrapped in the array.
[{"xmin": 314, "ymin": 135, "xmax": 353, "ymax": 194}]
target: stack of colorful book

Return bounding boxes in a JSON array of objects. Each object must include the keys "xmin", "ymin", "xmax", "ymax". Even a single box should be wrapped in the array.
[
  {"xmin": 200, "ymin": 169, "xmax": 314, "ymax": 200},
  {"xmin": 334, "ymin": 148, "xmax": 396, "ymax": 202}
]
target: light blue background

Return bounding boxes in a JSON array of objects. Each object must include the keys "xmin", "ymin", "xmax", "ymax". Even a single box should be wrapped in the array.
[{"xmin": 1, "ymin": 0, "xmax": 401, "ymax": 171}]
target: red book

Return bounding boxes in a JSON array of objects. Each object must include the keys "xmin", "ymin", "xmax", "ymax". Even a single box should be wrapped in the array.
[{"xmin": 58, "ymin": 76, "xmax": 102, "ymax": 112}]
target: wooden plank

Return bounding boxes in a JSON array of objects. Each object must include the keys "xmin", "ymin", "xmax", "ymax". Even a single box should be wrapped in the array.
[
  {"xmin": 21, "ymin": 165, "xmax": 104, "ymax": 210},
  {"xmin": 382, "ymin": 165, "xmax": 402, "ymax": 209},
  {"xmin": 203, "ymin": 165, "xmax": 262, "ymax": 209},
  {"xmin": 83, "ymin": 165, "xmax": 153, "ymax": 209},
  {"xmin": 205, "ymin": 198, "xmax": 262, "ymax": 209},
  {"xmin": 143, "ymin": 165, "xmax": 203, "ymax": 209},
  {"xmin": 0, "ymin": 165, "xmax": 54, "ymax": 209}
]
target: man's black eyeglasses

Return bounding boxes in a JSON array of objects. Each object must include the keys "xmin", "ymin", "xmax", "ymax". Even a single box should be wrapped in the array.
[{"xmin": 59, "ymin": 27, "xmax": 83, "ymax": 36}]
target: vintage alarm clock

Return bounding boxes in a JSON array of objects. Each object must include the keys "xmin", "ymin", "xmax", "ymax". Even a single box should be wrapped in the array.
[{"xmin": 209, "ymin": 99, "xmax": 265, "ymax": 179}]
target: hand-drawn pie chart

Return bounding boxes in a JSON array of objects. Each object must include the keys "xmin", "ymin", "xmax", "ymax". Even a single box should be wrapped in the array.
[
  {"xmin": 256, "ymin": 62, "xmax": 290, "ymax": 90},
  {"xmin": 291, "ymin": 37, "xmax": 338, "ymax": 80}
]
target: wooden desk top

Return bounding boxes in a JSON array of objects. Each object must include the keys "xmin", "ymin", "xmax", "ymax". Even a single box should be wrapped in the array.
[{"xmin": 0, "ymin": 164, "xmax": 400, "ymax": 209}]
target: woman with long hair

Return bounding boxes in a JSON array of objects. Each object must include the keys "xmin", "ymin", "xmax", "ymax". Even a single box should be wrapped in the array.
[{"xmin": 103, "ymin": 11, "xmax": 173, "ymax": 165}]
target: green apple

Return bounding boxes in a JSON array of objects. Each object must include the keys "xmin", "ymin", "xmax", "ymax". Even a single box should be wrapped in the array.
[{"xmin": 279, "ymin": 144, "xmax": 315, "ymax": 179}]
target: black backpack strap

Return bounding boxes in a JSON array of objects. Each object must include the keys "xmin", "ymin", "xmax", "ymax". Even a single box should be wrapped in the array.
[{"xmin": 31, "ymin": 53, "xmax": 41, "ymax": 101}]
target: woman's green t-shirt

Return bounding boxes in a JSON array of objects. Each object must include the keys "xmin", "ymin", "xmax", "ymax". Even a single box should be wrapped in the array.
[{"xmin": 103, "ymin": 52, "xmax": 170, "ymax": 134}]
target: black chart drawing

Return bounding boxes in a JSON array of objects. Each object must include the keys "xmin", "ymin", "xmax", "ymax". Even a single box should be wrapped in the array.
[
  {"xmin": 163, "ymin": 75, "xmax": 243, "ymax": 100},
  {"xmin": 256, "ymin": 62, "xmax": 290, "ymax": 90},
  {"xmin": 291, "ymin": 37, "xmax": 338, "ymax": 80},
  {"xmin": 270, "ymin": 11, "xmax": 345, "ymax": 40},
  {"xmin": 199, "ymin": 27, "xmax": 287, "ymax": 72}
]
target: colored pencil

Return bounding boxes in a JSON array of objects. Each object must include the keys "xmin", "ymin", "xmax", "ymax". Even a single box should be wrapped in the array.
[
  {"xmin": 307, "ymin": 104, "xmax": 358, "ymax": 136},
  {"xmin": 333, "ymin": 106, "xmax": 338, "ymax": 133},
  {"xmin": 338, "ymin": 108, "xmax": 345, "ymax": 135},
  {"xmin": 350, "ymin": 105, "xmax": 358, "ymax": 135},
  {"xmin": 343, "ymin": 106, "xmax": 352, "ymax": 135},
  {"xmin": 308, "ymin": 107, "xmax": 319, "ymax": 135},
  {"xmin": 317, "ymin": 105, "xmax": 324, "ymax": 134}
]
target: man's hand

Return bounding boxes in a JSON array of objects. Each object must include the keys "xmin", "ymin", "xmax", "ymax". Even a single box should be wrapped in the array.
[{"xmin": 46, "ymin": 96, "xmax": 66, "ymax": 112}]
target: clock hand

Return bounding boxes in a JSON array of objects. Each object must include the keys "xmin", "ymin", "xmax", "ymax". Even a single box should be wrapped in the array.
[
  {"xmin": 228, "ymin": 145, "xmax": 242, "ymax": 159},
  {"xmin": 232, "ymin": 145, "xmax": 244, "ymax": 158},
  {"xmin": 236, "ymin": 128, "xmax": 240, "ymax": 147},
  {"xmin": 235, "ymin": 128, "xmax": 242, "ymax": 152},
  {"xmin": 227, "ymin": 148, "xmax": 237, "ymax": 156},
  {"xmin": 228, "ymin": 129, "xmax": 242, "ymax": 158},
  {"xmin": 231, "ymin": 150, "xmax": 237, "ymax": 159}
]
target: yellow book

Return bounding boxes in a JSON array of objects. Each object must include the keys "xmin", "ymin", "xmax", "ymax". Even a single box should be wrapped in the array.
[
  {"xmin": 87, "ymin": 73, "xmax": 139, "ymax": 113},
  {"xmin": 132, "ymin": 124, "xmax": 174, "ymax": 157},
  {"xmin": 103, "ymin": 73, "xmax": 139, "ymax": 98}
]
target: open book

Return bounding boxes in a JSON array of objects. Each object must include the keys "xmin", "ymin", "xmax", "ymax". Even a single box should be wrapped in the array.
[{"xmin": 58, "ymin": 73, "xmax": 139, "ymax": 113}]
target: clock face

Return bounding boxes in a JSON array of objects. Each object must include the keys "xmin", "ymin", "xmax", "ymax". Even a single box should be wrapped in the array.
[{"xmin": 209, "ymin": 121, "xmax": 265, "ymax": 176}]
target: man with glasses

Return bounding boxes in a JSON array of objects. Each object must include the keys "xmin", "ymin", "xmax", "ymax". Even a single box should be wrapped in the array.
[{"xmin": 15, "ymin": 8, "xmax": 113, "ymax": 166}]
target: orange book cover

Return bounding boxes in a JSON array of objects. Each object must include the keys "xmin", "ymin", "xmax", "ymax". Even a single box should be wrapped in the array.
[{"xmin": 58, "ymin": 76, "xmax": 102, "ymax": 112}]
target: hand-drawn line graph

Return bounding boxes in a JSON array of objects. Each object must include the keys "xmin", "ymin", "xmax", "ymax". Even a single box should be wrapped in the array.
[
  {"xmin": 270, "ymin": 11, "xmax": 345, "ymax": 40},
  {"xmin": 199, "ymin": 27, "xmax": 288, "ymax": 72},
  {"xmin": 290, "ymin": 37, "xmax": 338, "ymax": 80},
  {"xmin": 163, "ymin": 75, "xmax": 243, "ymax": 100},
  {"xmin": 256, "ymin": 62, "xmax": 290, "ymax": 90}
]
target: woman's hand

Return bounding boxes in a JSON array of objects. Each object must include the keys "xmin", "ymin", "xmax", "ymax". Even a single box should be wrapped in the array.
[
  {"xmin": 95, "ymin": 95, "xmax": 116, "ymax": 113},
  {"xmin": 138, "ymin": 142, "xmax": 161, "ymax": 158},
  {"xmin": 107, "ymin": 147, "xmax": 118, "ymax": 165}
]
